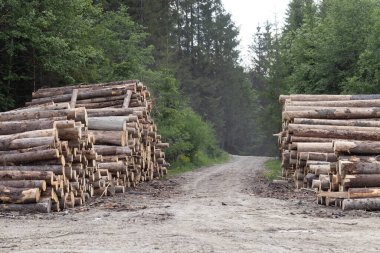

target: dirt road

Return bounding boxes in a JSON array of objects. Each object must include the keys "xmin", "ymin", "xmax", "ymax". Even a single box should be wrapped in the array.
[{"xmin": 1, "ymin": 156, "xmax": 380, "ymax": 252}]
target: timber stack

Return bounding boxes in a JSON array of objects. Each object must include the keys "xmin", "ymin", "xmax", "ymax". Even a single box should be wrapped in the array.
[
  {"xmin": 278, "ymin": 94, "xmax": 380, "ymax": 211},
  {"xmin": 0, "ymin": 80, "xmax": 169, "ymax": 213}
]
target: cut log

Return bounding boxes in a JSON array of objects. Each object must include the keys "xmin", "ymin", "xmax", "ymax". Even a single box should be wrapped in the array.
[
  {"xmin": 88, "ymin": 117, "xmax": 127, "ymax": 131},
  {"xmin": 339, "ymin": 160, "xmax": 380, "ymax": 176},
  {"xmin": 283, "ymin": 108, "xmax": 380, "ymax": 121},
  {"xmin": 342, "ymin": 198, "xmax": 380, "ymax": 211},
  {"xmin": 280, "ymin": 94, "xmax": 380, "ymax": 103},
  {"xmin": 293, "ymin": 127, "xmax": 380, "ymax": 141},
  {"xmin": 0, "ymin": 171, "xmax": 54, "ymax": 184},
  {"xmin": 348, "ymin": 188, "xmax": 380, "ymax": 199},
  {"xmin": 0, "ymin": 180, "xmax": 46, "ymax": 191},
  {"xmin": 296, "ymin": 143, "xmax": 333, "ymax": 153},
  {"xmin": 90, "ymin": 130, "xmax": 127, "ymax": 146},
  {"xmin": 0, "ymin": 198, "xmax": 51, "ymax": 213},
  {"xmin": 293, "ymin": 118, "xmax": 380, "ymax": 127},
  {"xmin": 343, "ymin": 174, "xmax": 380, "ymax": 189},
  {"xmin": 0, "ymin": 149, "xmax": 60, "ymax": 163},
  {"xmin": 334, "ymin": 140, "xmax": 380, "ymax": 155},
  {"xmin": 0, "ymin": 186, "xmax": 40, "ymax": 204}
]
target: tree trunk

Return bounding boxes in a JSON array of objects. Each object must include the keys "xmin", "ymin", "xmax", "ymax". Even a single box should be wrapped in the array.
[
  {"xmin": 0, "ymin": 149, "xmax": 60, "ymax": 163},
  {"xmin": 0, "ymin": 186, "xmax": 40, "ymax": 204},
  {"xmin": 0, "ymin": 180, "xmax": 46, "ymax": 191},
  {"xmin": 334, "ymin": 140, "xmax": 380, "ymax": 155},
  {"xmin": 342, "ymin": 198, "xmax": 380, "ymax": 211},
  {"xmin": 293, "ymin": 118, "xmax": 380, "ymax": 127},
  {"xmin": 296, "ymin": 142, "xmax": 333, "ymax": 153},
  {"xmin": 0, "ymin": 198, "xmax": 51, "ymax": 213}
]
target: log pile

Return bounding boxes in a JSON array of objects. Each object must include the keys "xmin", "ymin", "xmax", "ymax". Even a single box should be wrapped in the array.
[
  {"xmin": 0, "ymin": 80, "xmax": 169, "ymax": 212},
  {"xmin": 278, "ymin": 94, "xmax": 380, "ymax": 211}
]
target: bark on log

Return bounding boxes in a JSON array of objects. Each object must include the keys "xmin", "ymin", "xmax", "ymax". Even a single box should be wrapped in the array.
[
  {"xmin": 339, "ymin": 160, "xmax": 380, "ymax": 176},
  {"xmin": 348, "ymin": 188, "xmax": 380, "ymax": 199},
  {"xmin": 309, "ymin": 164, "xmax": 331, "ymax": 175},
  {"xmin": 0, "ymin": 165, "xmax": 63, "ymax": 175},
  {"xmin": 296, "ymin": 143, "xmax": 333, "ymax": 153},
  {"xmin": 0, "ymin": 149, "xmax": 60, "ymax": 163},
  {"xmin": 293, "ymin": 128, "xmax": 380, "ymax": 141},
  {"xmin": 279, "ymin": 94, "xmax": 380, "ymax": 103},
  {"xmin": 334, "ymin": 141, "xmax": 380, "ymax": 155},
  {"xmin": 88, "ymin": 117, "xmax": 127, "ymax": 131},
  {"xmin": 287, "ymin": 99, "xmax": 380, "ymax": 108},
  {"xmin": 0, "ymin": 180, "xmax": 46, "ymax": 191},
  {"xmin": 94, "ymin": 146, "xmax": 132, "ymax": 156},
  {"xmin": 289, "ymin": 123, "xmax": 380, "ymax": 133},
  {"xmin": 0, "ymin": 118, "xmax": 66, "ymax": 135},
  {"xmin": 0, "ymin": 198, "xmax": 51, "ymax": 213},
  {"xmin": 343, "ymin": 174, "xmax": 380, "ymax": 189},
  {"xmin": 283, "ymin": 108, "xmax": 380, "ymax": 120},
  {"xmin": 0, "ymin": 171, "xmax": 53, "ymax": 184},
  {"xmin": 342, "ymin": 198, "xmax": 380, "ymax": 211},
  {"xmin": 89, "ymin": 130, "xmax": 127, "ymax": 146},
  {"xmin": 0, "ymin": 186, "xmax": 40, "ymax": 204},
  {"xmin": 293, "ymin": 118, "xmax": 380, "ymax": 127}
]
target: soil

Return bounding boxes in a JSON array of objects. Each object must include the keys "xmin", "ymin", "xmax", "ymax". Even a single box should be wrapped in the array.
[{"xmin": 1, "ymin": 155, "xmax": 380, "ymax": 252}]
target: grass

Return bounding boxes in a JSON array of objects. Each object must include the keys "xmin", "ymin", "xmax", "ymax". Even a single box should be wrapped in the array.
[
  {"xmin": 166, "ymin": 152, "xmax": 229, "ymax": 177},
  {"xmin": 263, "ymin": 159, "xmax": 282, "ymax": 181}
]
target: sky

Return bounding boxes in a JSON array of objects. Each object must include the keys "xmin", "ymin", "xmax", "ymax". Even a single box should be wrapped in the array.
[{"xmin": 222, "ymin": 0, "xmax": 291, "ymax": 66}]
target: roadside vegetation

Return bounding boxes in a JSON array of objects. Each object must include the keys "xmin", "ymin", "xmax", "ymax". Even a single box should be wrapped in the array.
[{"xmin": 263, "ymin": 159, "xmax": 282, "ymax": 181}]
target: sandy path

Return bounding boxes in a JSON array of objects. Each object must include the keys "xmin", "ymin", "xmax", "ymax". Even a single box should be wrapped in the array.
[{"xmin": 1, "ymin": 155, "xmax": 380, "ymax": 252}]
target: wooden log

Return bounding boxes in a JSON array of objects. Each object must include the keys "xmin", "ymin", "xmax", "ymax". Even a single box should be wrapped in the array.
[
  {"xmin": 0, "ymin": 109, "xmax": 76, "ymax": 122},
  {"xmin": 339, "ymin": 160, "xmax": 380, "ymax": 176},
  {"xmin": 90, "ymin": 130, "xmax": 127, "ymax": 146},
  {"xmin": 0, "ymin": 180, "xmax": 46, "ymax": 191},
  {"xmin": 0, "ymin": 117, "xmax": 66, "ymax": 135},
  {"xmin": 57, "ymin": 127, "xmax": 81, "ymax": 140},
  {"xmin": 70, "ymin": 89, "xmax": 78, "ymax": 108},
  {"xmin": 342, "ymin": 198, "xmax": 380, "ymax": 211},
  {"xmin": 339, "ymin": 155, "xmax": 380, "ymax": 163},
  {"xmin": 334, "ymin": 140, "xmax": 380, "ymax": 155},
  {"xmin": 289, "ymin": 123, "xmax": 380, "ymax": 133},
  {"xmin": 283, "ymin": 108, "xmax": 380, "ymax": 120},
  {"xmin": 343, "ymin": 174, "xmax": 380, "ymax": 189},
  {"xmin": 88, "ymin": 117, "xmax": 127, "ymax": 131},
  {"xmin": 123, "ymin": 90, "xmax": 133, "ymax": 108},
  {"xmin": 0, "ymin": 198, "xmax": 51, "ymax": 213},
  {"xmin": 291, "ymin": 136, "xmax": 347, "ymax": 143},
  {"xmin": 0, "ymin": 149, "xmax": 60, "ymax": 163},
  {"xmin": 0, "ymin": 165, "xmax": 63, "ymax": 175},
  {"xmin": 293, "ymin": 118, "xmax": 380, "ymax": 127},
  {"xmin": 287, "ymin": 99, "xmax": 380, "ymax": 107},
  {"xmin": 319, "ymin": 174, "xmax": 330, "ymax": 191},
  {"xmin": 279, "ymin": 94, "xmax": 380, "ymax": 103},
  {"xmin": 27, "ymin": 86, "xmax": 132, "ymax": 105},
  {"xmin": 94, "ymin": 146, "xmax": 132, "ymax": 156},
  {"xmin": 0, "ymin": 137, "xmax": 56, "ymax": 151},
  {"xmin": 0, "ymin": 171, "xmax": 54, "ymax": 184},
  {"xmin": 32, "ymin": 80, "xmax": 137, "ymax": 98},
  {"xmin": 309, "ymin": 164, "xmax": 331, "ymax": 175},
  {"xmin": 293, "ymin": 127, "xmax": 380, "ymax": 141},
  {"xmin": 86, "ymin": 108, "xmax": 136, "ymax": 117},
  {"xmin": 0, "ymin": 186, "xmax": 40, "ymax": 204},
  {"xmin": 76, "ymin": 94, "xmax": 126, "ymax": 104},
  {"xmin": 296, "ymin": 143, "xmax": 333, "ymax": 153},
  {"xmin": 348, "ymin": 188, "xmax": 380, "ymax": 199}
]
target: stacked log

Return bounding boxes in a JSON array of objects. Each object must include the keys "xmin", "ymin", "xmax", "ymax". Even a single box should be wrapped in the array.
[
  {"xmin": 27, "ymin": 80, "xmax": 169, "ymax": 196},
  {"xmin": 0, "ymin": 80, "xmax": 169, "ymax": 213},
  {"xmin": 0, "ymin": 106, "xmax": 94, "ymax": 212},
  {"xmin": 278, "ymin": 94, "xmax": 380, "ymax": 211}
]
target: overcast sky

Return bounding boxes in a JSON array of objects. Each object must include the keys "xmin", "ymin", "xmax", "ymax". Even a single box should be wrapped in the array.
[{"xmin": 222, "ymin": 0, "xmax": 291, "ymax": 66}]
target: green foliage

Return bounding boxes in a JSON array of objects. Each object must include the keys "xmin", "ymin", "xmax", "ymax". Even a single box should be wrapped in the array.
[
  {"xmin": 263, "ymin": 159, "xmax": 282, "ymax": 181},
  {"xmin": 145, "ymin": 70, "xmax": 227, "ymax": 168}
]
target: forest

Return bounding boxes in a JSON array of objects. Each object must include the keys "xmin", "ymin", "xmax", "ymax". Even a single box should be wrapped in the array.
[{"xmin": 0, "ymin": 0, "xmax": 379, "ymax": 167}]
